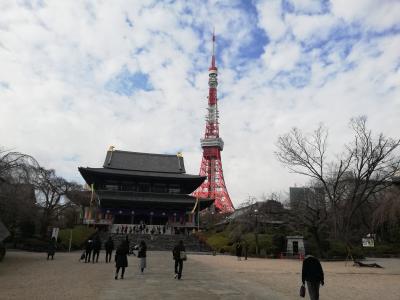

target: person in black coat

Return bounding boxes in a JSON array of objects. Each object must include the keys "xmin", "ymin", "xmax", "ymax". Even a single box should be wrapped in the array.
[
  {"xmin": 92, "ymin": 235, "xmax": 101, "ymax": 263},
  {"xmin": 138, "ymin": 240, "xmax": 147, "ymax": 274},
  {"xmin": 236, "ymin": 241, "xmax": 243, "ymax": 261},
  {"xmin": 125, "ymin": 235, "xmax": 130, "ymax": 253},
  {"xmin": 105, "ymin": 237, "xmax": 114, "ymax": 263},
  {"xmin": 172, "ymin": 240, "xmax": 185, "ymax": 280},
  {"xmin": 302, "ymin": 255, "xmax": 324, "ymax": 300},
  {"xmin": 115, "ymin": 241, "xmax": 129, "ymax": 280},
  {"xmin": 84, "ymin": 239, "xmax": 93, "ymax": 263},
  {"xmin": 47, "ymin": 237, "xmax": 56, "ymax": 260}
]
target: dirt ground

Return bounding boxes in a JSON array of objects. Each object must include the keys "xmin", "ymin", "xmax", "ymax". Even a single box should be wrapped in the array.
[{"xmin": 1, "ymin": 251, "xmax": 399, "ymax": 300}]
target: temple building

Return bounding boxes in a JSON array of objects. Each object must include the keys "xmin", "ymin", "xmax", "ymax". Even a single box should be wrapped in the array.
[{"xmin": 78, "ymin": 148, "xmax": 213, "ymax": 233}]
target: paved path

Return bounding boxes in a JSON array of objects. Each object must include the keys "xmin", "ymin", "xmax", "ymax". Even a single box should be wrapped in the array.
[
  {"xmin": 1, "ymin": 251, "xmax": 400, "ymax": 300},
  {"xmin": 100, "ymin": 252, "xmax": 289, "ymax": 300}
]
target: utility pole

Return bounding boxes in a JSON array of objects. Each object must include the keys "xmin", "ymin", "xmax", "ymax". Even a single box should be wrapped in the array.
[{"xmin": 254, "ymin": 209, "xmax": 259, "ymax": 256}]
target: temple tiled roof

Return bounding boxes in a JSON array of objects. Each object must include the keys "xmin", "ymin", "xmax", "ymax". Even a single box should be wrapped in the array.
[{"xmin": 103, "ymin": 150, "xmax": 185, "ymax": 174}]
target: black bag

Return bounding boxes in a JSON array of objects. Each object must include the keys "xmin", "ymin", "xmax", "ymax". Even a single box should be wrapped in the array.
[{"xmin": 299, "ymin": 284, "xmax": 306, "ymax": 297}]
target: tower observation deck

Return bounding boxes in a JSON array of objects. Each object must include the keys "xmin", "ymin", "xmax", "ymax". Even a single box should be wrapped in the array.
[{"xmin": 193, "ymin": 32, "xmax": 235, "ymax": 213}]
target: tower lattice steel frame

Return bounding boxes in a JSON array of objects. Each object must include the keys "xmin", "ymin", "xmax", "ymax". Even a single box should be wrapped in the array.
[{"xmin": 193, "ymin": 32, "xmax": 234, "ymax": 213}]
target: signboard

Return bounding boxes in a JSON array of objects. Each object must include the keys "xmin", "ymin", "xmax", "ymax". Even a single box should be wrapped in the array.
[{"xmin": 362, "ymin": 238, "xmax": 374, "ymax": 247}]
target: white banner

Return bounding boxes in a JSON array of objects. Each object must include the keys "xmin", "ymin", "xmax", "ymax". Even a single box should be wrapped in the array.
[
  {"xmin": 362, "ymin": 238, "xmax": 374, "ymax": 247},
  {"xmin": 51, "ymin": 227, "xmax": 60, "ymax": 239}
]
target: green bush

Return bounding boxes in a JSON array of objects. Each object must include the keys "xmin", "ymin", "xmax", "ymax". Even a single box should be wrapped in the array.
[
  {"xmin": 365, "ymin": 244, "xmax": 400, "ymax": 257},
  {"xmin": 205, "ymin": 232, "xmax": 230, "ymax": 253},
  {"xmin": 325, "ymin": 240, "xmax": 364, "ymax": 259},
  {"xmin": 58, "ymin": 226, "xmax": 96, "ymax": 250},
  {"xmin": 19, "ymin": 238, "xmax": 49, "ymax": 252},
  {"xmin": 240, "ymin": 233, "xmax": 274, "ymax": 256}
]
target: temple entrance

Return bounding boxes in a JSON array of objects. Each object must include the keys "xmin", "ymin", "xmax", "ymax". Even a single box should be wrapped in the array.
[
  {"xmin": 114, "ymin": 215, "xmax": 131, "ymax": 224},
  {"xmin": 292, "ymin": 241, "xmax": 299, "ymax": 255},
  {"xmin": 151, "ymin": 215, "xmax": 168, "ymax": 225}
]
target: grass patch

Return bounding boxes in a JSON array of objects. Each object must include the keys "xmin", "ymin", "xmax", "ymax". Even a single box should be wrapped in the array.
[{"xmin": 58, "ymin": 226, "xmax": 96, "ymax": 250}]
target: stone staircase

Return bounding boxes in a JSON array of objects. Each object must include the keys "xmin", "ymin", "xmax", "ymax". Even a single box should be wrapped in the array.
[{"xmin": 106, "ymin": 233, "xmax": 211, "ymax": 252}]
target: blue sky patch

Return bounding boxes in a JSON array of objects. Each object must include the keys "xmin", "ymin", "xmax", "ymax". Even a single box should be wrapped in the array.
[
  {"xmin": 283, "ymin": 0, "xmax": 330, "ymax": 15},
  {"xmin": 105, "ymin": 68, "xmax": 153, "ymax": 96},
  {"xmin": 270, "ymin": 63, "xmax": 311, "ymax": 89},
  {"xmin": 237, "ymin": 27, "xmax": 269, "ymax": 61}
]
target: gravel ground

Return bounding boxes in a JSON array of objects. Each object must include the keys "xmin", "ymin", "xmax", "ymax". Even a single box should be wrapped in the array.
[
  {"xmin": 189, "ymin": 255, "xmax": 400, "ymax": 300},
  {"xmin": 1, "ymin": 251, "xmax": 400, "ymax": 300}
]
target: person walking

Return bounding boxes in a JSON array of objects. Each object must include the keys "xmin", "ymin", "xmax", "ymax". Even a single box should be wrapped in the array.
[
  {"xmin": 125, "ymin": 235, "xmax": 130, "ymax": 247},
  {"xmin": 84, "ymin": 239, "xmax": 93, "ymax": 263},
  {"xmin": 172, "ymin": 240, "xmax": 186, "ymax": 280},
  {"xmin": 92, "ymin": 235, "xmax": 101, "ymax": 263},
  {"xmin": 115, "ymin": 240, "xmax": 129, "ymax": 280},
  {"xmin": 105, "ymin": 236, "xmax": 114, "ymax": 263},
  {"xmin": 301, "ymin": 255, "xmax": 324, "ymax": 300},
  {"xmin": 236, "ymin": 241, "xmax": 243, "ymax": 261},
  {"xmin": 47, "ymin": 237, "xmax": 56, "ymax": 260},
  {"xmin": 244, "ymin": 241, "xmax": 249, "ymax": 260},
  {"xmin": 137, "ymin": 240, "xmax": 147, "ymax": 274}
]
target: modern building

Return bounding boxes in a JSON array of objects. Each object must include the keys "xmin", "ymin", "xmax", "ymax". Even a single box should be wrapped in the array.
[{"xmin": 78, "ymin": 148, "xmax": 213, "ymax": 233}]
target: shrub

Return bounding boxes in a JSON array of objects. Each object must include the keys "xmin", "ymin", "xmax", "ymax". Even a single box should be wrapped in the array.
[
  {"xmin": 325, "ymin": 240, "xmax": 364, "ymax": 259},
  {"xmin": 365, "ymin": 244, "xmax": 400, "ymax": 257},
  {"xmin": 240, "ymin": 233, "xmax": 273, "ymax": 256},
  {"xmin": 19, "ymin": 238, "xmax": 49, "ymax": 252},
  {"xmin": 206, "ymin": 233, "xmax": 230, "ymax": 253}
]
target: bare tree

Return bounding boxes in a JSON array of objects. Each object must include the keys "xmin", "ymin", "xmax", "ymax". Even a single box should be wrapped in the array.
[
  {"xmin": 0, "ymin": 148, "xmax": 40, "ymax": 237},
  {"xmin": 372, "ymin": 180, "xmax": 400, "ymax": 242},
  {"xmin": 276, "ymin": 117, "xmax": 400, "ymax": 245},
  {"xmin": 31, "ymin": 167, "xmax": 82, "ymax": 237},
  {"xmin": 0, "ymin": 148, "xmax": 39, "ymax": 183}
]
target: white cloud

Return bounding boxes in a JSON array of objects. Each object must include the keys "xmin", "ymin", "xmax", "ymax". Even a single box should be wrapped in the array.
[
  {"xmin": 262, "ymin": 40, "xmax": 301, "ymax": 71},
  {"xmin": 331, "ymin": 0, "xmax": 400, "ymax": 31},
  {"xmin": 286, "ymin": 13, "xmax": 336, "ymax": 41},
  {"xmin": 256, "ymin": 0, "xmax": 287, "ymax": 41}
]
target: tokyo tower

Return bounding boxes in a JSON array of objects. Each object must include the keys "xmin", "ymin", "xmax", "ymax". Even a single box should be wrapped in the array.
[{"xmin": 194, "ymin": 32, "xmax": 235, "ymax": 213}]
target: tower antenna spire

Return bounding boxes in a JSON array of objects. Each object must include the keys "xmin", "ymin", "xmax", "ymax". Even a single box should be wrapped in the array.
[{"xmin": 211, "ymin": 28, "xmax": 216, "ymax": 69}]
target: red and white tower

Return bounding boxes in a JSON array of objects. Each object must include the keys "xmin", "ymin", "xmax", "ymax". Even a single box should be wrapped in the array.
[{"xmin": 194, "ymin": 32, "xmax": 234, "ymax": 213}]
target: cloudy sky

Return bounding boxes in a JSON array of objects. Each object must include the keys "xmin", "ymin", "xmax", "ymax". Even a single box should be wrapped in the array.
[{"xmin": 1, "ymin": 0, "xmax": 399, "ymax": 206}]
